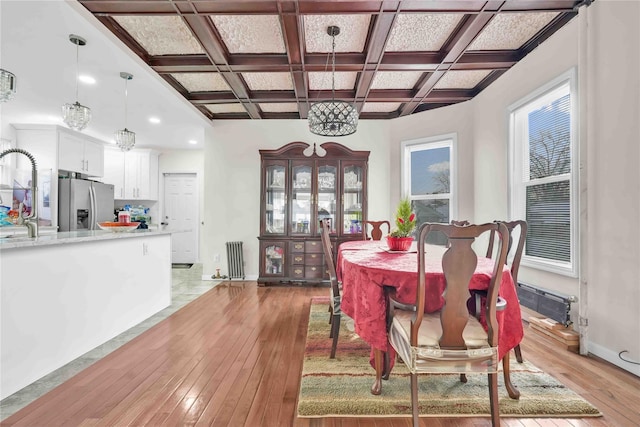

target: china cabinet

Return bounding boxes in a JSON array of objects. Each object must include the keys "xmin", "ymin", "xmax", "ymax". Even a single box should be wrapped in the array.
[{"xmin": 258, "ymin": 142, "xmax": 369, "ymax": 285}]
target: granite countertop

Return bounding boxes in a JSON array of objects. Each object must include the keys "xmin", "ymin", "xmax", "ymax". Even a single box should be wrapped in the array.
[{"xmin": 0, "ymin": 229, "xmax": 173, "ymax": 250}]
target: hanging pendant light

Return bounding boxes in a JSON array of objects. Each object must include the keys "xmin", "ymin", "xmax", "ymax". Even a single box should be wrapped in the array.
[
  {"xmin": 115, "ymin": 72, "xmax": 135, "ymax": 151},
  {"xmin": 0, "ymin": 69, "xmax": 17, "ymax": 102},
  {"xmin": 308, "ymin": 26, "xmax": 358, "ymax": 137},
  {"xmin": 62, "ymin": 34, "xmax": 91, "ymax": 131}
]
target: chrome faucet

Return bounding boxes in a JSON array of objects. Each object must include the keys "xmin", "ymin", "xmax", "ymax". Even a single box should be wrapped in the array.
[{"xmin": 0, "ymin": 148, "xmax": 39, "ymax": 238}]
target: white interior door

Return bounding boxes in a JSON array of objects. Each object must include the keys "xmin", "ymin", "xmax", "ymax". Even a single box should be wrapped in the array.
[{"xmin": 163, "ymin": 173, "xmax": 198, "ymax": 264}]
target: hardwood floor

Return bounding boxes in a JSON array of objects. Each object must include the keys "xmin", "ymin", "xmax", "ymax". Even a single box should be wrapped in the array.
[{"xmin": 1, "ymin": 282, "xmax": 638, "ymax": 427}]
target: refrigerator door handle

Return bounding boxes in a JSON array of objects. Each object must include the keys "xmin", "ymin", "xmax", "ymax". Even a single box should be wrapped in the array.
[{"xmin": 89, "ymin": 185, "xmax": 96, "ymax": 230}]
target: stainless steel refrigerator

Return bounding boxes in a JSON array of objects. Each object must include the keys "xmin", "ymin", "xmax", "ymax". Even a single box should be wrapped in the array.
[{"xmin": 58, "ymin": 178, "xmax": 115, "ymax": 231}]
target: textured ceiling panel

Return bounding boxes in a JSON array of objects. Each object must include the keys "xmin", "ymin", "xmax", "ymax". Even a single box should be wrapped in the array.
[
  {"xmin": 304, "ymin": 15, "xmax": 371, "ymax": 53},
  {"xmin": 308, "ymin": 72, "xmax": 358, "ymax": 91},
  {"xmin": 259, "ymin": 103, "xmax": 299, "ymax": 113},
  {"xmin": 362, "ymin": 102, "xmax": 402, "ymax": 113},
  {"xmin": 242, "ymin": 72, "xmax": 294, "ymax": 91},
  {"xmin": 210, "ymin": 15, "xmax": 286, "ymax": 54},
  {"xmin": 113, "ymin": 16, "xmax": 204, "ymax": 56},
  {"xmin": 205, "ymin": 104, "xmax": 247, "ymax": 114},
  {"xmin": 82, "ymin": 0, "xmax": 582, "ymax": 122},
  {"xmin": 370, "ymin": 71, "xmax": 423, "ymax": 90},
  {"xmin": 172, "ymin": 73, "xmax": 231, "ymax": 92},
  {"xmin": 433, "ymin": 70, "xmax": 492, "ymax": 89},
  {"xmin": 385, "ymin": 14, "xmax": 463, "ymax": 52},
  {"xmin": 468, "ymin": 12, "xmax": 560, "ymax": 50}
]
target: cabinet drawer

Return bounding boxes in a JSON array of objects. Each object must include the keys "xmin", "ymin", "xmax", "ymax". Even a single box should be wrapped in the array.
[
  {"xmin": 305, "ymin": 240, "xmax": 323, "ymax": 253},
  {"xmin": 291, "ymin": 266, "xmax": 305, "ymax": 278},
  {"xmin": 290, "ymin": 241, "xmax": 305, "ymax": 253},
  {"xmin": 291, "ymin": 254, "xmax": 305, "ymax": 265},
  {"xmin": 305, "ymin": 253, "xmax": 323, "ymax": 265},
  {"xmin": 305, "ymin": 265, "xmax": 323, "ymax": 279}
]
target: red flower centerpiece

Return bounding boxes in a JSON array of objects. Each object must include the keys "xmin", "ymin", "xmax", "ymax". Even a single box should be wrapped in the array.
[{"xmin": 387, "ymin": 198, "xmax": 416, "ymax": 251}]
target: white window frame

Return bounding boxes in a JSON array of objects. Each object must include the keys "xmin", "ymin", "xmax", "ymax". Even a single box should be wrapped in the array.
[
  {"xmin": 401, "ymin": 133, "xmax": 457, "ymax": 223},
  {"xmin": 508, "ymin": 68, "xmax": 578, "ymax": 277}
]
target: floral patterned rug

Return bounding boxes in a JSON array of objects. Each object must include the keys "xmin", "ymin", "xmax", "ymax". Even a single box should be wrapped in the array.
[{"xmin": 297, "ymin": 297, "xmax": 601, "ymax": 419}]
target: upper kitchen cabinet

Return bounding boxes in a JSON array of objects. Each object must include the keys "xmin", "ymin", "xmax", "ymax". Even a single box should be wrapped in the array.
[
  {"xmin": 57, "ymin": 132, "xmax": 104, "ymax": 177},
  {"xmin": 13, "ymin": 124, "xmax": 105, "ymax": 178},
  {"xmin": 103, "ymin": 148, "xmax": 159, "ymax": 201}
]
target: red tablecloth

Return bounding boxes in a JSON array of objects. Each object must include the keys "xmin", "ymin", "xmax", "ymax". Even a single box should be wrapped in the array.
[{"xmin": 337, "ymin": 240, "xmax": 524, "ymax": 363}]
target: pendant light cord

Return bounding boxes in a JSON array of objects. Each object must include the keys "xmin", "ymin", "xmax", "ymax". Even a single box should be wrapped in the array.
[
  {"xmin": 74, "ymin": 42, "xmax": 80, "ymax": 102},
  {"xmin": 331, "ymin": 32, "xmax": 336, "ymax": 102},
  {"xmin": 124, "ymin": 78, "xmax": 128, "ymax": 129}
]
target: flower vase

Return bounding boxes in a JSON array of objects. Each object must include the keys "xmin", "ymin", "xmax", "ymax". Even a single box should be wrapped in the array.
[{"xmin": 386, "ymin": 236, "xmax": 413, "ymax": 251}]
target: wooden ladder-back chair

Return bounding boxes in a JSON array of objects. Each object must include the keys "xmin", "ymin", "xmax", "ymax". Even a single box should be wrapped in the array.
[
  {"xmin": 386, "ymin": 222, "xmax": 509, "ymax": 427},
  {"xmin": 320, "ymin": 219, "xmax": 341, "ymax": 359},
  {"xmin": 363, "ymin": 220, "xmax": 390, "ymax": 241}
]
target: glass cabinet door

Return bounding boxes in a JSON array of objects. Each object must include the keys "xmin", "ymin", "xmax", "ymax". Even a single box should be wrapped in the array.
[
  {"xmin": 316, "ymin": 162, "xmax": 337, "ymax": 234},
  {"xmin": 342, "ymin": 163, "xmax": 364, "ymax": 235},
  {"xmin": 265, "ymin": 163, "xmax": 286, "ymax": 234},
  {"xmin": 263, "ymin": 242, "xmax": 285, "ymax": 275},
  {"xmin": 290, "ymin": 162, "xmax": 313, "ymax": 235}
]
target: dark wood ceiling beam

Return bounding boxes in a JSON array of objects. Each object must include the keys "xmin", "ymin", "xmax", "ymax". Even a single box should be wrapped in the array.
[
  {"xmin": 279, "ymin": 6, "xmax": 308, "ymax": 117},
  {"xmin": 425, "ymin": 89, "xmax": 475, "ymax": 103},
  {"xmin": 182, "ymin": 14, "xmax": 262, "ymax": 119},
  {"xmin": 181, "ymin": 15, "xmax": 228, "ymax": 65},
  {"xmin": 400, "ymin": 1, "xmax": 505, "ymax": 116},
  {"xmin": 149, "ymin": 52, "xmax": 518, "ymax": 74},
  {"xmin": 520, "ymin": 11, "xmax": 578, "ymax": 56},
  {"xmin": 189, "ymin": 93, "xmax": 240, "ymax": 104},
  {"xmin": 355, "ymin": 7, "xmax": 398, "ymax": 103},
  {"xmin": 305, "ymin": 53, "xmax": 366, "ymax": 67},
  {"xmin": 94, "ymin": 16, "xmax": 151, "ymax": 63},
  {"xmin": 80, "ymin": 0, "xmax": 580, "ymax": 15}
]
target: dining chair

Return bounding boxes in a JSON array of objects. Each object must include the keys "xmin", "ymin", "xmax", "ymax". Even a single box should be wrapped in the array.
[
  {"xmin": 320, "ymin": 218, "xmax": 341, "ymax": 359},
  {"xmin": 450, "ymin": 219, "xmax": 470, "ymax": 226},
  {"xmin": 479, "ymin": 220, "xmax": 528, "ymax": 398},
  {"xmin": 386, "ymin": 222, "xmax": 509, "ymax": 427},
  {"xmin": 362, "ymin": 220, "xmax": 390, "ymax": 241}
]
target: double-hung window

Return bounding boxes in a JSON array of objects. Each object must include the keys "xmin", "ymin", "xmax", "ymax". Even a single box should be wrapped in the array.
[
  {"xmin": 401, "ymin": 134, "xmax": 456, "ymax": 233},
  {"xmin": 509, "ymin": 69, "xmax": 578, "ymax": 276}
]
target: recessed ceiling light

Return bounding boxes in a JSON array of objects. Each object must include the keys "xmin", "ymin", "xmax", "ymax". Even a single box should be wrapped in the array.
[
  {"xmin": 148, "ymin": 117, "xmax": 161, "ymax": 124},
  {"xmin": 188, "ymin": 140, "xmax": 198, "ymax": 145},
  {"xmin": 78, "ymin": 74, "xmax": 96, "ymax": 84}
]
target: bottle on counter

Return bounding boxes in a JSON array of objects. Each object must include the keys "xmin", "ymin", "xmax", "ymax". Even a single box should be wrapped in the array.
[{"xmin": 118, "ymin": 210, "xmax": 131, "ymax": 223}]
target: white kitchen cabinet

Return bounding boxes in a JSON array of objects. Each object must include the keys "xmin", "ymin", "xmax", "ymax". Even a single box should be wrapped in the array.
[
  {"xmin": 13, "ymin": 124, "xmax": 105, "ymax": 178},
  {"xmin": 103, "ymin": 148, "xmax": 159, "ymax": 200},
  {"xmin": 58, "ymin": 132, "xmax": 104, "ymax": 176},
  {"xmin": 102, "ymin": 148, "xmax": 125, "ymax": 199}
]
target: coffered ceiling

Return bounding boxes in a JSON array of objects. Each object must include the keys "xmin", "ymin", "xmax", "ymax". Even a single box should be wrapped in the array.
[{"xmin": 78, "ymin": 1, "xmax": 584, "ymax": 122}]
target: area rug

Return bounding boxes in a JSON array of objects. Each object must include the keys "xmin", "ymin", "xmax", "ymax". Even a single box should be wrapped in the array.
[{"xmin": 297, "ymin": 297, "xmax": 601, "ymax": 418}]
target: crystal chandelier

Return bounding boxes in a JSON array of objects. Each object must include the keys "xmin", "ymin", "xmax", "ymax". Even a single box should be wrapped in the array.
[
  {"xmin": 115, "ymin": 72, "xmax": 135, "ymax": 151},
  {"xmin": 0, "ymin": 69, "xmax": 17, "ymax": 102},
  {"xmin": 308, "ymin": 26, "xmax": 358, "ymax": 137},
  {"xmin": 62, "ymin": 34, "xmax": 91, "ymax": 131}
]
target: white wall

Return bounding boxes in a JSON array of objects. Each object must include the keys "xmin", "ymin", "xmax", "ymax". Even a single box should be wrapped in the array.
[
  {"xmin": 389, "ymin": 101, "xmax": 476, "ymax": 221},
  {"xmin": 472, "ymin": 16, "xmax": 580, "ymax": 295},
  {"xmin": 582, "ymin": 0, "xmax": 640, "ymax": 375},
  {"xmin": 201, "ymin": 119, "xmax": 391, "ymax": 279}
]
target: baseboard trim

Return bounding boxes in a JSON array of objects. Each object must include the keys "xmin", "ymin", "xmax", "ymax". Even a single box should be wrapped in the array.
[{"xmin": 588, "ymin": 341, "xmax": 640, "ymax": 377}]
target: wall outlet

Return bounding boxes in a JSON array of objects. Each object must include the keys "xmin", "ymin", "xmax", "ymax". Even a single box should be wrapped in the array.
[{"xmin": 214, "ymin": 253, "xmax": 220, "ymax": 262}]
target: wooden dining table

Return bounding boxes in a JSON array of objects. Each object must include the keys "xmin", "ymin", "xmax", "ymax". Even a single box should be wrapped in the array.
[{"xmin": 336, "ymin": 239, "xmax": 524, "ymax": 395}]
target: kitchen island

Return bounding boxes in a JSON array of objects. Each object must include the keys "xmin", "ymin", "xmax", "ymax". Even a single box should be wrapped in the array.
[{"xmin": 0, "ymin": 229, "xmax": 172, "ymax": 399}]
